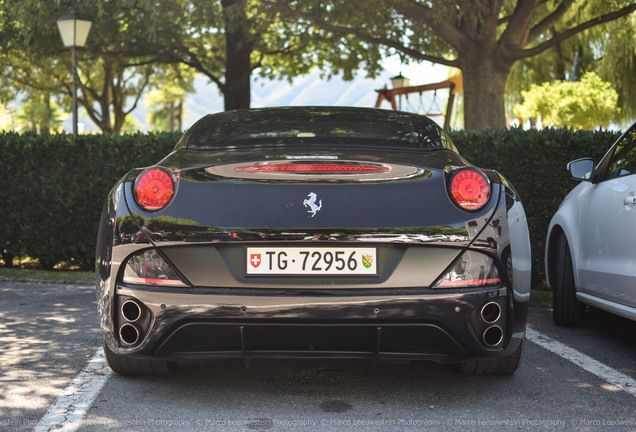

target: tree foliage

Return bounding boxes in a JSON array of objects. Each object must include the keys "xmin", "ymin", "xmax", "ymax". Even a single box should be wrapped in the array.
[
  {"xmin": 514, "ymin": 72, "xmax": 619, "ymax": 130},
  {"xmin": 591, "ymin": 13, "xmax": 636, "ymax": 126},
  {"xmin": 274, "ymin": 0, "xmax": 636, "ymax": 129},
  {"xmin": 15, "ymin": 92, "xmax": 66, "ymax": 133},
  {"xmin": 145, "ymin": 66, "xmax": 196, "ymax": 132},
  {"xmin": 0, "ymin": 0, "xmax": 185, "ymax": 133},
  {"xmin": 1, "ymin": 0, "xmax": 633, "ymax": 130},
  {"xmin": 1, "ymin": 0, "xmax": 377, "ymax": 123},
  {"xmin": 506, "ymin": 3, "xmax": 636, "ymax": 127},
  {"xmin": 126, "ymin": 0, "xmax": 380, "ymax": 111}
]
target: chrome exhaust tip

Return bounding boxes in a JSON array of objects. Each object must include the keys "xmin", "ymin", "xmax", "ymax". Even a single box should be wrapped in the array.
[
  {"xmin": 119, "ymin": 323, "xmax": 140, "ymax": 346},
  {"xmin": 480, "ymin": 301, "xmax": 502, "ymax": 324},
  {"xmin": 121, "ymin": 299, "xmax": 142, "ymax": 322},
  {"xmin": 483, "ymin": 325, "xmax": 503, "ymax": 347}
]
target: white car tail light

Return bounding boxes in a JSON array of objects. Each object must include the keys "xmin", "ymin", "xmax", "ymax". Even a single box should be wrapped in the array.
[
  {"xmin": 123, "ymin": 249, "xmax": 188, "ymax": 287},
  {"xmin": 433, "ymin": 250, "xmax": 501, "ymax": 288}
]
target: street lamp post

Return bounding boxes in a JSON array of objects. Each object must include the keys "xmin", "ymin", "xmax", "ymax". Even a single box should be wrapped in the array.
[
  {"xmin": 56, "ymin": 13, "xmax": 92, "ymax": 135},
  {"xmin": 390, "ymin": 73, "xmax": 409, "ymax": 110},
  {"xmin": 390, "ymin": 73, "xmax": 409, "ymax": 90}
]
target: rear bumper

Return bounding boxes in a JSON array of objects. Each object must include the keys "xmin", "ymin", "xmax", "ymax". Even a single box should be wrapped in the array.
[{"xmin": 103, "ymin": 284, "xmax": 528, "ymax": 364}]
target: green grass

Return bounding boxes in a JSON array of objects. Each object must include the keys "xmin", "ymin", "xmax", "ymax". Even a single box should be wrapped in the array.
[
  {"xmin": 530, "ymin": 289, "xmax": 553, "ymax": 308},
  {"xmin": 0, "ymin": 267, "xmax": 94, "ymax": 282}
]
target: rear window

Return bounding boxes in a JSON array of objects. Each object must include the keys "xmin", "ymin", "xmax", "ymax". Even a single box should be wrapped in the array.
[{"xmin": 176, "ymin": 107, "xmax": 455, "ymax": 151}]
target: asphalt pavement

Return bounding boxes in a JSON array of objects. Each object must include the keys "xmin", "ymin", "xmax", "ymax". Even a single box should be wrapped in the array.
[{"xmin": 1, "ymin": 279, "xmax": 635, "ymax": 432}]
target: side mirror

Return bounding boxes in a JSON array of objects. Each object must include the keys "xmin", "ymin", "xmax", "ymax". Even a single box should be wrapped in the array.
[{"xmin": 567, "ymin": 158, "xmax": 595, "ymax": 181}]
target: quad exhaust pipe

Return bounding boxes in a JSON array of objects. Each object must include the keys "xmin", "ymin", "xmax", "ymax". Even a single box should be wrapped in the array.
[
  {"xmin": 118, "ymin": 299, "xmax": 146, "ymax": 346},
  {"xmin": 479, "ymin": 301, "xmax": 503, "ymax": 347}
]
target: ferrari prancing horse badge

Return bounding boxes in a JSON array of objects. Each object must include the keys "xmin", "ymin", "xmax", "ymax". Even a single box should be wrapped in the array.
[{"xmin": 303, "ymin": 192, "xmax": 322, "ymax": 217}]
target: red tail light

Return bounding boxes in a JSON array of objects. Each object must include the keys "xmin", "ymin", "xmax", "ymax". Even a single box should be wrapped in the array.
[
  {"xmin": 449, "ymin": 169, "xmax": 490, "ymax": 210},
  {"xmin": 134, "ymin": 168, "xmax": 176, "ymax": 210},
  {"xmin": 234, "ymin": 163, "xmax": 389, "ymax": 173}
]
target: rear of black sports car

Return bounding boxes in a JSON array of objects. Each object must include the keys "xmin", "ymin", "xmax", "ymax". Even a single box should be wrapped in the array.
[{"xmin": 96, "ymin": 107, "xmax": 531, "ymax": 375}]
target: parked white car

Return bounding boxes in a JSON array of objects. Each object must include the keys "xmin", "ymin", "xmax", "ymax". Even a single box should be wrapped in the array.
[{"xmin": 545, "ymin": 122, "xmax": 636, "ymax": 326}]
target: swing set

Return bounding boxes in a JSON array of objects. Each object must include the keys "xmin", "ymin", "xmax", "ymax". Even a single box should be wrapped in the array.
[{"xmin": 374, "ymin": 74, "xmax": 462, "ymax": 130}]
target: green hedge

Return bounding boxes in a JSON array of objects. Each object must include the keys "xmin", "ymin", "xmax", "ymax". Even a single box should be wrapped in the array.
[
  {"xmin": 0, "ymin": 132, "xmax": 179, "ymax": 269},
  {"xmin": 0, "ymin": 128, "xmax": 622, "ymax": 281}
]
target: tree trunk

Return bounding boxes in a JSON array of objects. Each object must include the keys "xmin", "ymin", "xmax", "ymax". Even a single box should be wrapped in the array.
[
  {"xmin": 43, "ymin": 94, "xmax": 51, "ymax": 133},
  {"xmin": 113, "ymin": 110, "xmax": 126, "ymax": 135},
  {"xmin": 0, "ymin": 252, "xmax": 15, "ymax": 268},
  {"xmin": 222, "ymin": 0, "xmax": 253, "ymax": 111},
  {"xmin": 176, "ymin": 101, "xmax": 183, "ymax": 131},
  {"xmin": 80, "ymin": 63, "xmax": 115, "ymax": 134},
  {"xmin": 551, "ymin": 29, "xmax": 567, "ymax": 80},
  {"xmin": 169, "ymin": 100, "xmax": 175, "ymax": 131},
  {"xmin": 460, "ymin": 46, "xmax": 512, "ymax": 130}
]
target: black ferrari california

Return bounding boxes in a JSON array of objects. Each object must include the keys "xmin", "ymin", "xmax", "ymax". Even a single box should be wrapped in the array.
[{"xmin": 96, "ymin": 107, "xmax": 531, "ymax": 375}]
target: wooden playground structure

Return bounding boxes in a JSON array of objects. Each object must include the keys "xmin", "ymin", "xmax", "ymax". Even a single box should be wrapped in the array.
[{"xmin": 375, "ymin": 74, "xmax": 463, "ymax": 130}]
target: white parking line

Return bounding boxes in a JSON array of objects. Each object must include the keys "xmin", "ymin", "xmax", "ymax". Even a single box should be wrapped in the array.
[
  {"xmin": 526, "ymin": 327, "xmax": 636, "ymax": 398},
  {"xmin": 33, "ymin": 348, "xmax": 112, "ymax": 432}
]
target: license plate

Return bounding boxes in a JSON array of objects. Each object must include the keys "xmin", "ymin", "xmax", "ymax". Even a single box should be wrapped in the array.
[{"xmin": 246, "ymin": 247, "xmax": 377, "ymax": 276}]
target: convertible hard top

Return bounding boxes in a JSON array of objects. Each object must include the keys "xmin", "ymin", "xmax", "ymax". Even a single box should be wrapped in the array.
[{"xmin": 175, "ymin": 107, "xmax": 456, "ymax": 151}]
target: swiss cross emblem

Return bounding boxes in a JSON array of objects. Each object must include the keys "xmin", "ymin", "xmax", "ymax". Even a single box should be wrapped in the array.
[{"xmin": 250, "ymin": 254, "xmax": 261, "ymax": 268}]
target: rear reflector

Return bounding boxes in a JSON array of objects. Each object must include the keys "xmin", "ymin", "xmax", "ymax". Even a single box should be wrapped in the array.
[
  {"xmin": 235, "ymin": 163, "xmax": 389, "ymax": 173},
  {"xmin": 435, "ymin": 278, "xmax": 501, "ymax": 288}
]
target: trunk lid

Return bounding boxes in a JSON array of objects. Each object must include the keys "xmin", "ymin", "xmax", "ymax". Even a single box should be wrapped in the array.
[{"xmin": 124, "ymin": 147, "xmax": 498, "ymax": 234}]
